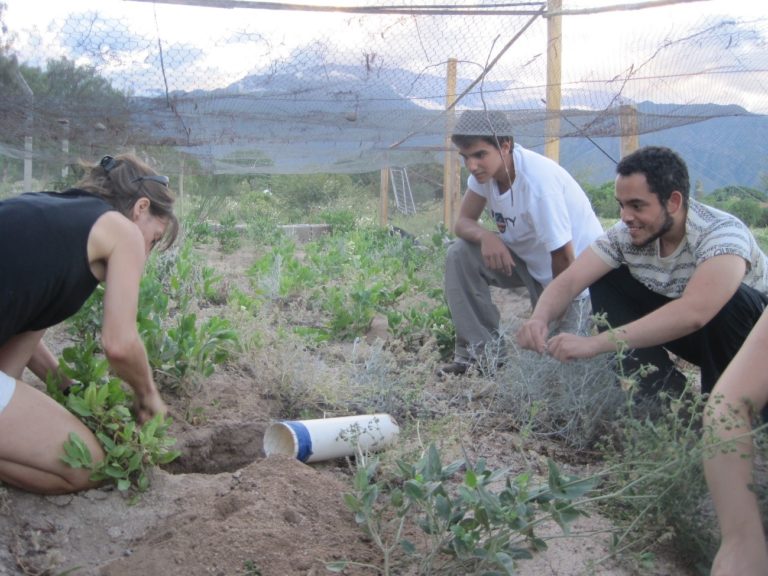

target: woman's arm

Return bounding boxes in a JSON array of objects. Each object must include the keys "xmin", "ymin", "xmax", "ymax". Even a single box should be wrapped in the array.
[
  {"xmin": 27, "ymin": 341, "xmax": 74, "ymax": 391},
  {"xmin": 704, "ymin": 309, "xmax": 768, "ymax": 576},
  {"xmin": 88, "ymin": 212, "xmax": 167, "ymax": 423}
]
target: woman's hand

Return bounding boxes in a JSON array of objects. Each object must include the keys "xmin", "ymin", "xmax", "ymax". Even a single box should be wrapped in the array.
[{"xmin": 133, "ymin": 388, "xmax": 168, "ymax": 424}]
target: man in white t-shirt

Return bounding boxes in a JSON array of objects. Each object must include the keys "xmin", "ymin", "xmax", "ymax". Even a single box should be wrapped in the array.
[{"xmin": 438, "ymin": 110, "xmax": 603, "ymax": 376}]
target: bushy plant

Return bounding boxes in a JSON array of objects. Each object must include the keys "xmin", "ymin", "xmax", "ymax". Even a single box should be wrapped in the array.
[
  {"xmin": 332, "ymin": 443, "xmax": 597, "ymax": 575},
  {"xmin": 320, "ymin": 208, "xmax": 356, "ymax": 234},
  {"xmin": 386, "ymin": 295, "xmax": 454, "ymax": 359},
  {"xmin": 138, "ymin": 279, "xmax": 238, "ymax": 392},
  {"xmin": 64, "ymin": 242, "xmax": 239, "ymax": 394},
  {"xmin": 47, "ymin": 336, "xmax": 180, "ymax": 493},
  {"xmin": 584, "ymin": 181, "xmax": 620, "ymax": 219},
  {"xmin": 216, "ymin": 212, "xmax": 242, "ymax": 254},
  {"xmin": 596, "ymin": 384, "xmax": 716, "ymax": 571}
]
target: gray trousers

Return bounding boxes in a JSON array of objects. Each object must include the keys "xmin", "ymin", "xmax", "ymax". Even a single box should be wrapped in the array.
[{"xmin": 444, "ymin": 238, "xmax": 591, "ymax": 363}]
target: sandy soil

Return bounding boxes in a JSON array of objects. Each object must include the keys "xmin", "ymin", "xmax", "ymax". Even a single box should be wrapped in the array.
[{"xmin": 0, "ymin": 243, "xmax": 697, "ymax": 576}]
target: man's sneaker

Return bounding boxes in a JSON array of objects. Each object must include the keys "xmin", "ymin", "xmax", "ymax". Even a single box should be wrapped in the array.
[{"xmin": 435, "ymin": 361, "xmax": 472, "ymax": 378}]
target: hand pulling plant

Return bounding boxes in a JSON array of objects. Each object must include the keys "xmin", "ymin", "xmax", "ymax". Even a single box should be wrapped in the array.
[{"xmin": 47, "ymin": 336, "xmax": 180, "ymax": 493}]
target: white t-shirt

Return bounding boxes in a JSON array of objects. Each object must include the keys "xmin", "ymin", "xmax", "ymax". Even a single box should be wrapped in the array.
[
  {"xmin": 592, "ymin": 200, "xmax": 768, "ymax": 298},
  {"xmin": 468, "ymin": 144, "xmax": 604, "ymax": 286}
]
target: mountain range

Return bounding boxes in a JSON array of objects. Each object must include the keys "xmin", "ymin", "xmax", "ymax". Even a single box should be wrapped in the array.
[{"xmin": 142, "ymin": 64, "xmax": 767, "ymax": 191}]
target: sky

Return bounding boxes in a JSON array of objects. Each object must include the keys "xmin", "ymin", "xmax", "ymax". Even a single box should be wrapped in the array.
[{"xmin": 2, "ymin": 0, "xmax": 767, "ymax": 112}]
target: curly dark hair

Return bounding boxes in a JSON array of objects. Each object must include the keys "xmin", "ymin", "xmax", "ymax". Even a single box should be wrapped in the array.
[{"xmin": 616, "ymin": 146, "xmax": 690, "ymax": 209}]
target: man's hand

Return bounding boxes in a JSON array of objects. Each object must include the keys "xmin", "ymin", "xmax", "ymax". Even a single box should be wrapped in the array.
[
  {"xmin": 516, "ymin": 319, "xmax": 549, "ymax": 353},
  {"xmin": 480, "ymin": 233, "xmax": 515, "ymax": 276},
  {"xmin": 544, "ymin": 332, "xmax": 603, "ymax": 362}
]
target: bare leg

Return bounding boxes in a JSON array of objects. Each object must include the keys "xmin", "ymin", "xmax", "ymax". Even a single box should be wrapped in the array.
[
  {"xmin": 704, "ymin": 312, "xmax": 768, "ymax": 576},
  {"xmin": 0, "ymin": 330, "xmax": 105, "ymax": 494},
  {"xmin": 0, "ymin": 330, "xmax": 46, "ymax": 378},
  {"xmin": 0, "ymin": 378, "xmax": 105, "ymax": 494}
]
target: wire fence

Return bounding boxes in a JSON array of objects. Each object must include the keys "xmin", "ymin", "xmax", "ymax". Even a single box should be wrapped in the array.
[{"xmin": 1, "ymin": 0, "xmax": 766, "ymax": 191}]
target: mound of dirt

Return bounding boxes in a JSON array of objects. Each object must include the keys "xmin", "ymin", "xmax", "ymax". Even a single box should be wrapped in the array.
[
  {"xmin": 2, "ymin": 455, "xmax": 378, "ymax": 576},
  {"xmin": 0, "ymin": 247, "xmax": 696, "ymax": 576}
]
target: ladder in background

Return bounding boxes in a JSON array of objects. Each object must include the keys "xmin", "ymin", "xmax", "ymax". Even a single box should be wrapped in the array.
[{"xmin": 390, "ymin": 167, "xmax": 416, "ymax": 215}]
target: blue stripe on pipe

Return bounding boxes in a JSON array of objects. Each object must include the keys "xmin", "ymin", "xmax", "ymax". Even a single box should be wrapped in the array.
[{"xmin": 285, "ymin": 421, "xmax": 313, "ymax": 462}]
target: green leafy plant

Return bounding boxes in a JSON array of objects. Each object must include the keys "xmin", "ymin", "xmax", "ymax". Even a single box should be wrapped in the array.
[
  {"xmin": 248, "ymin": 240, "xmax": 317, "ymax": 300},
  {"xmin": 137, "ymin": 249, "xmax": 240, "ymax": 391},
  {"xmin": 47, "ymin": 336, "xmax": 180, "ymax": 493},
  {"xmin": 216, "ymin": 212, "xmax": 243, "ymax": 254},
  {"xmin": 332, "ymin": 443, "xmax": 597, "ymax": 575},
  {"xmin": 320, "ymin": 208, "xmax": 356, "ymax": 234},
  {"xmin": 242, "ymin": 559, "xmax": 263, "ymax": 576},
  {"xmin": 65, "ymin": 285, "xmax": 105, "ymax": 341},
  {"xmin": 596, "ymin": 384, "xmax": 714, "ymax": 570},
  {"xmin": 386, "ymin": 298, "xmax": 454, "ymax": 357},
  {"xmin": 162, "ymin": 314, "xmax": 239, "ymax": 384},
  {"xmin": 320, "ymin": 281, "xmax": 408, "ymax": 340}
]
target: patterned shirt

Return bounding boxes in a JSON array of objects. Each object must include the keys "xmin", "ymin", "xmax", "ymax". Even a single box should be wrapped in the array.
[{"xmin": 591, "ymin": 200, "xmax": 768, "ymax": 298}]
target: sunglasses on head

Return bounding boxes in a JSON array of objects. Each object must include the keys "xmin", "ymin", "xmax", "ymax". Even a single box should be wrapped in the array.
[
  {"xmin": 100, "ymin": 155, "xmax": 118, "ymax": 173},
  {"xmin": 132, "ymin": 175, "xmax": 170, "ymax": 187},
  {"xmin": 100, "ymin": 155, "xmax": 169, "ymax": 187}
]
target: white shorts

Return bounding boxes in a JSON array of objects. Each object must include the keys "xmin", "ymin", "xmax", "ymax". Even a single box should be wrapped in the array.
[{"xmin": 0, "ymin": 371, "xmax": 16, "ymax": 414}]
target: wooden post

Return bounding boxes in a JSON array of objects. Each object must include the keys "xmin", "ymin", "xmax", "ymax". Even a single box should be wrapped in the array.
[
  {"xmin": 443, "ymin": 57, "xmax": 460, "ymax": 233},
  {"xmin": 58, "ymin": 118, "xmax": 70, "ymax": 179},
  {"xmin": 13, "ymin": 66, "xmax": 34, "ymax": 191},
  {"xmin": 619, "ymin": 103, "xmax": 639, "ymax": 160},
  {"xmin": 544, "ymin": 0, "xmax": 562, "ymax": 162},
  {"xmin": 379, "ymin": 166, "xmax": 389, "ymax": 227},
  {"xmin": 178, "ymin": 156, "xmax": 185, "ymax": 224}
]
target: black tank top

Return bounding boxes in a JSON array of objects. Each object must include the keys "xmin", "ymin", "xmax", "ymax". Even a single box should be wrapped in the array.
[{"xmin": 0, "ymin": 189, "xmax": 114, "ymax": 345}]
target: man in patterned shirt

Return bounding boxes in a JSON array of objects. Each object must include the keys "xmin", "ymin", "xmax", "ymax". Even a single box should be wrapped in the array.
[{"xmin": 516, "ymin": 145, "xmax": 768, "ymax": 397}]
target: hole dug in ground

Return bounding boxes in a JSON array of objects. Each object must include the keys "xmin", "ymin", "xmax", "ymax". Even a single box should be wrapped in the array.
[{"xmin": 163, "ymin": 420, "xmax": 266, "ymax": 474}]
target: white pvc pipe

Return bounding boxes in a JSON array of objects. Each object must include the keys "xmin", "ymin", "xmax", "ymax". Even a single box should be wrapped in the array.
[{"xmin": 263, "ymin": 413, "xmax": 400, "ymax": 463}]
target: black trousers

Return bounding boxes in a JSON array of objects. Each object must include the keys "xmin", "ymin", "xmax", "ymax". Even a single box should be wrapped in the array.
[{"xmin": 589, "ymin": 265, "xmax": 768, "ymax": 397}]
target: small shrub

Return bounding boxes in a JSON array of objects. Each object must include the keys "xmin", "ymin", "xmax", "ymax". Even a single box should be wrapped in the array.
[
  {"xmin": 216, "ymin": 212, "xmax": 242, "ymax": 254},
  {"xmin": 48, "ymin": 336, "xmax": 179, "ymax": 493},
  {"xmin": 596, "ymin": 383, "xmax": 715, "ymax": 570},
  {"xmin": 333, "ymin": 443, "xmax": 597, "ymax": 575}
]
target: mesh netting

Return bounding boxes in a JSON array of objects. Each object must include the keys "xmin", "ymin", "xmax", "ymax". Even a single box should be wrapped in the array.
[{"xmin": 1, "ymin": 0, "xmax": 766, "ymax": 188}]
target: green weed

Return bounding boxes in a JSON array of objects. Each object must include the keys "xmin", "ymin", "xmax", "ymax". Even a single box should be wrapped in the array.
[
  {"xmin": 332, "ymin": 443, "xmax": 597, "ymax": 575},
  {"xmin": 138, "ymin": 247, "xmax": 240, "ymax": 392},
  {"xmin": 596, "ymin": 384, "xmax": 714, "ymax": 570},
  {"xmin": 47, "ymin": 336, "xmax": 179, "ymax": 493}
]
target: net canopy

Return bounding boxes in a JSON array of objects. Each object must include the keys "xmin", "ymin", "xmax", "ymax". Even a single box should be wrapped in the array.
[{"xmin": 1, "ymin": 0, "xmax": 766, "ymax": 188}]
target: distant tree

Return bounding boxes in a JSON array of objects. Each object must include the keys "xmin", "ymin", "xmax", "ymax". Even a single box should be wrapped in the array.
[
  {"xmin": 583, "ymin": 181, "xmax": 619, "ymax": 220},
  {"xmin": 0, "ymin": 2, "xmax": 11, "ymax": 53},
  {"xmin": 8, "ymin": 57, "xmax": 131, "ymax": 178},
  {"xmin": 21, "ymin": 57, "xmax": 128, "ymax": 122},
  {"xmin": 0, "ymin": 2, "xmax": 23, "ymax": 185},
  {"xmin": 270, "ymin": 173, "xmax": 359, "ymax": 219},
  {"xmin": 723, "ymin": 197, "xmax": 763, "ymax": 227},
  {"xmin": 707, "ymin": 185, "xmax": 766, "ymax": 203}
]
